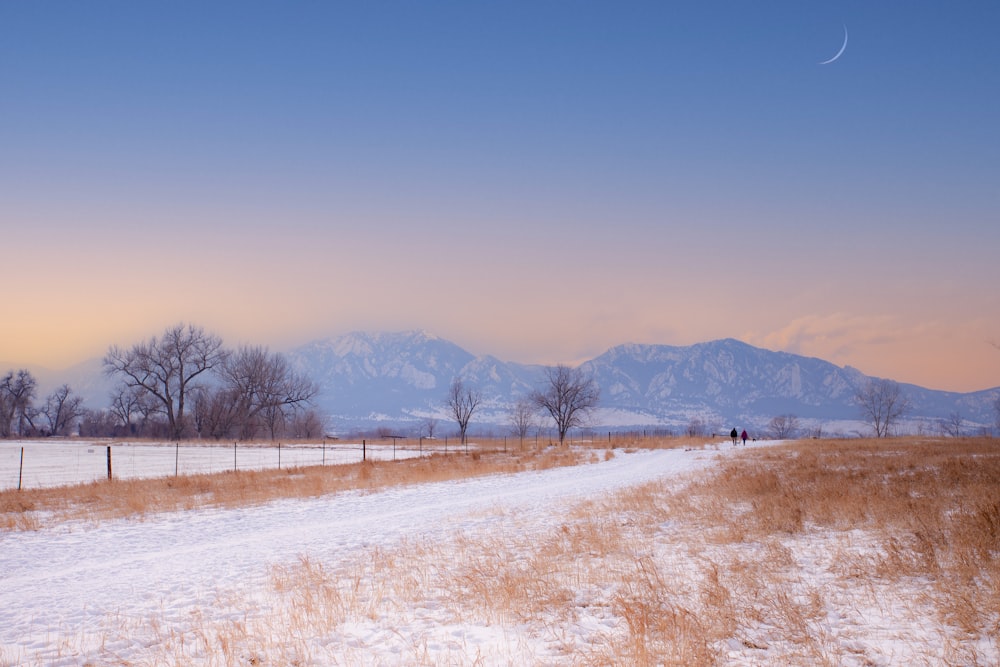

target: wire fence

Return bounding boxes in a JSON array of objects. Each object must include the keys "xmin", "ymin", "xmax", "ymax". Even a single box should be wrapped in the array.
[
  {"xmin": 0, "ymin": 432, "xmax": 683, "ymax": 491},
  {"xmin": 0, "ymin": 439, "xmax": 466, "ymax": 491}
]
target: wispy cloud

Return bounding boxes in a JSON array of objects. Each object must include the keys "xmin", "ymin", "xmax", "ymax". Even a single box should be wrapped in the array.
[{"xmin": 746, "ymin": 313, "xmax": 931, "ymax": 364}]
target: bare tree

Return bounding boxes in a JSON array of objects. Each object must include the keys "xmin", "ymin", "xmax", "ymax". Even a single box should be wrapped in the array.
[
  {"xmin": 941, "ymin": 411, "xmax": 965, "ymax": 438},
  {"xmin": 0, "ymin": 369, "xmax": 38, "ymax": 438},
  {"xmin": 509, "ymin": 396, "xmax": 536, "ymax": 448},
  {"xmin": 686, "ymin": 418, "xmax": 705, "ymax": 438},
  {"xmin": 530, "ymin": 365, "xmax": 600, "ymax": 445},
  {"xmin": 855, "ymin": 378, "xmax": 911, "ymax": 438},
  {"xmin": 217, "ymin": 346, "xmax": 319, "ymax": 440},
  {"xmin": 193, "ymin": 386, "xmax": 242, "ymax": 440},
  {"xmin": 40, "ymin": 384, "xmax": 86, "ymax": 436},
  {"xmin": 109, "ymin": 382, "xmax": 159, "ymax": 436},
  {"xmin": 104, "ymin": 323, "xmax": 227, "ymax": 440},
  {"xmin": 78, "ymin": 408, "xmax": 119, "ymax": 437},
  {"xmin": 289, "ymin": 409, "xmax": 325, "ymax": 439},
  {"xmin": 768, "ymin": 414, "xmax": 800, "ymax": 440},
  {"xmin": 422, "ymin": 417, "xmax": 439, "ymax": 439},
  {"xmin": 446, "ymin": 378, "xmax": 481, "ymax": 447}
]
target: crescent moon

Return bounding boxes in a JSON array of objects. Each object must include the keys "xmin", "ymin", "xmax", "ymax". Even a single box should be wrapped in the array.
[{"xmin": 819, "ymin": 25, "xmax": 848, "ymax": 64}]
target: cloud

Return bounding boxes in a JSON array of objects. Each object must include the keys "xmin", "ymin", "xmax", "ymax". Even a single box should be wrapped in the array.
[{"xmin": 745, "ymin": 313, "xmax": 927, "ymax": 364}]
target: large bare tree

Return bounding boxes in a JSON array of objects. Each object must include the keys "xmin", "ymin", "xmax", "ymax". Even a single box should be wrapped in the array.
[
  {"xmin": 216, "ymin": 345, "xmax": 319, "ymax": 440},
  {"xmin": 531, "ymin": 365, "xmax": 600, "ymax": 445},
  {"xmin": 855, "ymin": 378, "xmax": 911, "ymax": 438},
  {"xmin": 446, "ymin": 378, "xmax": 481, "ymax": 447},
  {"xmin": 104, "ymin": 323, "xmax": 227, "ymax": 440},
  {"xmin": 0, "ymin": 369, "xmax": 37, "ymax": 438}
]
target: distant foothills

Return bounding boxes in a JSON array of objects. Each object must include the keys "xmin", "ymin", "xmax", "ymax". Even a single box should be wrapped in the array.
[{"xmin": 8, "ymin": 329, "xmax": 1000, "ymax": 440}]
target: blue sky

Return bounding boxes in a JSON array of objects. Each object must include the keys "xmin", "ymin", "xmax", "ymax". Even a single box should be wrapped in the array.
[{"xmin": 2, "ymin": 1, "xmax": 999, "ymax": 392}]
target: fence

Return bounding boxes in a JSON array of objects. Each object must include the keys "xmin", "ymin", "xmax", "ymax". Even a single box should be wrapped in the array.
[{"xmin": 0, "ymin": 439, "xmax": 460, "ymax": 491}]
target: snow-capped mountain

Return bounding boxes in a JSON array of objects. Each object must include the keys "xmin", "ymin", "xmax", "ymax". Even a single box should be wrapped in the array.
[
  {"xmin": 287, "ymin": 331, "xmax": 546, "ymax": 424},
  {"xmin": 17, "ymin": 330, "xmax": 998, "ymax": 437},
  {"xmin": 286, "ymin": 331, "xmax": 1000, "ymax": 436},
  {"xmin": 581, "ymin": 339, "xmax": 865, "ymax": 423}
]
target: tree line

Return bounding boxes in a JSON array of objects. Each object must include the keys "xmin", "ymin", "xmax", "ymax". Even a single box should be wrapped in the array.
[{"xmin": 1, "ymin": 323, "xmax": 322, "ymax": 441}]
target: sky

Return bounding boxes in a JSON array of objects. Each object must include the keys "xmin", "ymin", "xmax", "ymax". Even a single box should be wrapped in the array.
[{"xmin": 2, "ymin": 1, "xmax": 999, "ymax": 393}]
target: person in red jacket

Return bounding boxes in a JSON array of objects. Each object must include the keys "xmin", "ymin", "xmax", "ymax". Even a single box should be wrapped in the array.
[{"xmin": 741, "ymin": 429, "xmax": 748, "ymax": 446}]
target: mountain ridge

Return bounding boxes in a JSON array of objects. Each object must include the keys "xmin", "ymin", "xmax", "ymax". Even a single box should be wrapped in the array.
[
  {"xmin": 287, "ymin": 331, "xmax": 999, "ymax": 436},
  {"xmin": 14, "ymin": 330, "xmax": 999, "ymax": 437}
]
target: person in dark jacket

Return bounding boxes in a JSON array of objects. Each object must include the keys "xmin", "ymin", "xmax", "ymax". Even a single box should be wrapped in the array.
[
  {"xmin": 741, "ymin": 429, "xmax": 748, "ymax": 446},
  {"xmin": 730, "ymin": 428, "xmax": 738, "ymax": 446}
]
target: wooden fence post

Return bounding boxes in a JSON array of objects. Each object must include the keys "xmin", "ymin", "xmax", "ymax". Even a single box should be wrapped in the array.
[
  {"xmin": 106, "ymin": 445, "xmax": 112, "ymax": 481},
  {"xmin": 18, "ymin": 447, "xmax": 24, "ymax": 491}
]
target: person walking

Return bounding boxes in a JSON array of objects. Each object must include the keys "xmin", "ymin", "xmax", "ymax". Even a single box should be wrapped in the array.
[
  {"xmin": 741, "ymin": 429, "xmax": 748, "ymax": 446},
  {"xmin": 730, "ymin": 428, "xmax": 738, "ymax": 446}
]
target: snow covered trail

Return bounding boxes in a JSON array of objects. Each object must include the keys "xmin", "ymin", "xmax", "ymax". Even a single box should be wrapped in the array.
[{"xmin": 0, "ymin": 445, "xmax": 737, "ymax": 663}]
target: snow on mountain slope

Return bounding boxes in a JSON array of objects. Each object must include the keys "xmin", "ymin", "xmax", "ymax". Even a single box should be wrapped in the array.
[{"xmin": 286, "ymin": 333, "xmax": 999, "ymax": 433}]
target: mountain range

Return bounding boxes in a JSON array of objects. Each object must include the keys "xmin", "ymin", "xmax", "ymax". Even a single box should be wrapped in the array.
[
  {"xmin": 284, "ymin": 331, "xmax": 1000, "ymax": 437},
  {"xmin": 17, "ymin": 330, "xmax": 1000, "ymax": 438}
]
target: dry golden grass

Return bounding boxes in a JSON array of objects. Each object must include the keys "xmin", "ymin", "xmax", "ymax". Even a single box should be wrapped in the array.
[
  {"xmin": 11, "ymin": 436, "xmax": 998, "ymax": 666},
  {"xmin": 682, "ymin": 437, "xmax": 1000, "ymax": 656}
]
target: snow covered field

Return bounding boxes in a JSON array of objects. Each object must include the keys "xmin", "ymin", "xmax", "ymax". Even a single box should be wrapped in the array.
[
  {"xmin": 1, "ymin": 441, "xmax": 993, "ymax": 665},
  {"xmin": 0, "ymin": 440, "xmax": 432, "ymax": 491}
]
